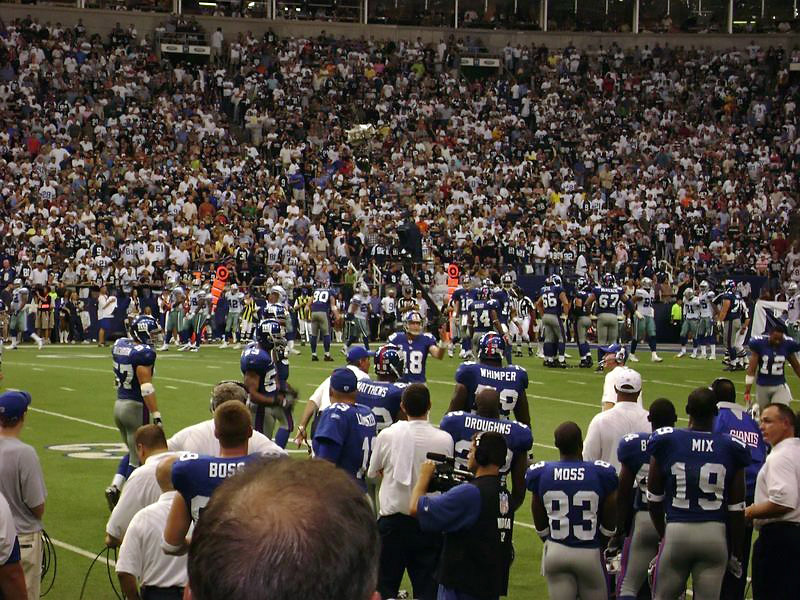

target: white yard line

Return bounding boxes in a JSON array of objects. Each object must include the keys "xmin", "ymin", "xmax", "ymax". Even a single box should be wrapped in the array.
[
  {"xmin": 29, "ymin": 407, "xmax": 117, "ymax": 431},
  {"xmin": 50, "ymin": 538, "xmax": 116, "ymax": 567}
]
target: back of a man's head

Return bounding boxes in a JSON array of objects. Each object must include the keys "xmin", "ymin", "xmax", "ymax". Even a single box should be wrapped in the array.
[
  {"xmin": 211, "ymin": 381, "xmax": 248, "ymax": 411},
  {"xmin": 213, "ymin": 400, "xmax": 253, "ymax": 450},
  {"xmin": 709, "ymin": 378, "xmax": 736, "ymax": 405},
  {"xmin": 401, "ymin": 383, "xmax": 430, "ymax": 418},
  {"xmin": 187, "ymin": 458, "xmax": 379, "ymax": 600},
  {"xmin": 134, "ymin": 424, "xmax": 167, "ymax": 451}
]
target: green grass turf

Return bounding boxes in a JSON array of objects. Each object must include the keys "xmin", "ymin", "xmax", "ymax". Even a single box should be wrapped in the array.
[{"xmin": 2, "ymin": 343, "xmax": 795, "ymax": 599}]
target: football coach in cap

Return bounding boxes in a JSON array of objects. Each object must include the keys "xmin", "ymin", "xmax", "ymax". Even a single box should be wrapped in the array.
[{"xmin": 0, "ymin": 391, "xmax": 46, "ymax": 600}]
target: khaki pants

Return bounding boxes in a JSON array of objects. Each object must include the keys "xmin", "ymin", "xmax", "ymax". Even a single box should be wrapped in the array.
[{"xmin": 18, "ymin": 530, "xmax": 42, "ymax": 600}]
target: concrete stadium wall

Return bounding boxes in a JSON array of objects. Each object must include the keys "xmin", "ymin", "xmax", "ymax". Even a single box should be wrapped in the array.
[{"xmin": 2, "ymin": 4, "xmax": 799, "ymax": 52}]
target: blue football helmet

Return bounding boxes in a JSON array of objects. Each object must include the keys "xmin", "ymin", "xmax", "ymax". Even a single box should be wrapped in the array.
[
  {"xmin": 264, "ymin": 303, "xmax": 287, "ymax": 321},
  {"xmin": 602, "ymin": 273, "xmax": 616, "ymax": 287},
  {"xmin": 404, "ymin": 311, "xmax": 423, "ymax": 335},
  {"xmin": 478, "ymin": 332, "xmax": 506, "ymax": 362},
  {"xmin": 725, "ymin": 279, "xmax": 737, "ymax": 292},
  {"xmin": 374, "ymin": 344, "xmax": 405, "ymax": 379},
  {"xmin": 129, "ymin": 315, "xmax": 161, "ymax": 345},
  {"xmin": 501, "ymin": 273, "xmax": 513, "ymax": 290},
  {"xmin": 477, "ymin": 285, "xmax": 492, "ymax": 300},
  {"xmin": 547, "ymin": 274, "xmax": 563, "ymax": 288},
  {"xmin": 256, "ymin": 319, "xmax": 286, "ymax": 350}
]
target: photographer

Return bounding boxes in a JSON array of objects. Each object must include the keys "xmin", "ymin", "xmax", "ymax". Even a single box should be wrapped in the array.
[{"xmin": 409, "ymin": 432, "xmax": 512, "ymax": 600}]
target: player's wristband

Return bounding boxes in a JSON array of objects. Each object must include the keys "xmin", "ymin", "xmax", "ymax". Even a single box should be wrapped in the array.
[
  {"xmin": 646, "ymin": 491, "xmax": 665, "ymax": 503},
  {"xmin": 141, "ymin": 382, "xmax": 156, "ymax": 397},
  {"xmin": 599, "ymin": 524, "xmax": 616, "ymax": 538},
  {"xmin": 152, "ymin": 411, "xmax": 162, "ymax": 425},
  {"xmin": 535, "ymin": 526, "xmax": 550, "ymax": 540},
  {"xmin": 745, "ymin": 375, "xmax": 755, "ymax": 386},
  {"xmin": 727, "ymin": 502, "xmax": 746, "ymax": 512}
]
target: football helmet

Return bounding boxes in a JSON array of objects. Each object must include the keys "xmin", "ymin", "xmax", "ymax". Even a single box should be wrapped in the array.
[
  {"xmin": 547, "ymin": 274, "xmax": 563, "ymax": 288},
  {"xmin": 478, "ymin": 285, "xmax": 492, "ymax": 300},
  {"xmin": 683, "ymin": 288, "xmax": 695, "ymax": 300},
  {"xmin": 357, "ymin": 281, "xmax": 369, "ymax": 296},
  {"xmin": 602, "ymin": 273, "xmax": 616, "ymax": 287},
  {"xmin": 501, "ymin": 273, "xmax": 513, "ymax": 290},
  {"xmin": 404, "ymin": 311, "xmax": 423, "ymax": 335},
  {"xmin": 724, "ymin": 279, "xmax": 737, "ymax": 292},
  {"xmin": 640, "ymin": 277, "xmax": 652, "ymax": 290},
  {"xmin": 481, "ymin": 277, "xmax": 493, "ymax": 289},
  {"xmin": 374, "ymin": 344, "xmax": 405, "ymax": 379},
  {"xmin": 230, "ymin": 283, "xmax": 238, "ymax": 292},
  {"xmin": 478, "ymin": 332, "xmax": 506, "ymax": 362},
  {"xmin": 461, "ymin": 274, "xmax": 472, "ymax": 287},
  {"xmin": 576, "ymin": 276, "xmax": 588, "ymax": 289},
  {"xmin": 402, "ymin": 285, "xmax": 413, "ymax": 297},
  {"xmin": 256, "ymin": 319, "xmax": 286, "ymax": 350},
  {"xmin": 699, "ymin": 280, "xmax": 710, "ymax": 292},
  {"xmin": 129, "ymin": 314, "xmax": 161, "ymax": 345},
  {"xmin": 788, "ymin": 282, "xmax": 798, "ymax": 295},
  {"xmin": 602, "ymin": 343, "xmax": 628, "ymax": 367}
]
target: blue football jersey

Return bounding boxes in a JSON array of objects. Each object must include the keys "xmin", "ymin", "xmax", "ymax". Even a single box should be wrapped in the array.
[
  {"xmin": 525, "ymin": 459, "xmax": 618, "ymax": 548},
  {"xmin": 539, "ymin": 285, "xmax": 564, "ymax": 315},
  {"xmin": 713, "ymin": 404, "xmax": 767, "ymax": 498},
  {"xmin": 617, "ymin": 432, "xmax": 651, "ymax": 512},
  {"xmin": 171, "ymin": 452, "xmax": 261, "ymax": 520},
  {"xmin": 573, "ymin": 289, "xmax": 591, "ymax": 317},
  {"xmin": 493, "ymin": 289, "xmax": 511, "ymax": 324},
  {"xmin": 451, "ymin": 287, "xmax": 467, "ymax": 313},
  {"xmin": 312, "ymin": 403, "xmax": 377, "ymax": 491},
  {"xmin": 592, "ymin": 286, "xmax": 623, "ymax": 315},
  {"xmin": 112, "ymin": 338, "xmax": 157, "ymax": 403},
  {"xmin": 356, "ymin": 379, "xmax": 406, "ymax": 432},
  {"xmin": 748, "ymin": 335, "xmax": 800, "ymax": 387},
  {"xmin": 455, "ymin": 362, "xmax": 529, "ymax": 419},
  {"xmin": 387, "ymin": 331, "xmax": 438, "ymax": 383},
  {"xmin": 439, "ymin": 411, "xmax": 532, "ymax": 475},
  {"xmin": 311, "ymin": 288, "xmax": 333, "ymax": 313},
  {"xmin": 715, "ymin": 292, "xmax": 741, "ymax": 321},
  {"xmin": 647, "ymin": 427, "xmax": 750, "ymax": 523},
  {"xmin": 470, "ymin": 298, "xmax": 500, "ymax": 333},
  {"xmin": 240, "ymin": 344, "xmax": 277, "ymax": 396}
]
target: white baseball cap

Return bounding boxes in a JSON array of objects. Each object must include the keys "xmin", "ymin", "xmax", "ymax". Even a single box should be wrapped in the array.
[{"xmin": 614, "ymin": 368, "xmax": 642, "ymax": 394}]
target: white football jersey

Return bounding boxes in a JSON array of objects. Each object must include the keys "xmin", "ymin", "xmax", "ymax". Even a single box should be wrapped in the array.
[{"xmin": 635, "ymin": 288, "xmax": 655, "ymax": 317}]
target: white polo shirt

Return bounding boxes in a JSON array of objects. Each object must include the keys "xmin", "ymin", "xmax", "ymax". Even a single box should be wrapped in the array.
[
  {"xmin": 98, "ymin": 294, "xmax": 117, "ymax": 320},
  {"xmin": 167, "ymin": 419, "xmax": 287, "ymax": 458},
  {"xmin": 583, "ymin": 401, "xmax": 651, "ymax": 472},
  {"xmin": 754, "ymin": 437, "xmax": 800, "ymax": 528},
  {"xmin": 115, "ymin": 491, "xmax": 188, "ymax": 588},
  {"xmin": 0, "ymin": 492, "xmax": 18, "ymax": 564},
  {"xmin": 601, "ymin": 366, "xmax": 644, "ymax": 407},
  {"xmin": 106, "ymin": 452, "xmax": 177, "ymax": 540},
  {"xmin": 308, "ymin": 365, "xmax": 369, "ymax": 411},
  {"xmin": 367, "ymin": 420, "xmax": 454, "ymax": 517}
]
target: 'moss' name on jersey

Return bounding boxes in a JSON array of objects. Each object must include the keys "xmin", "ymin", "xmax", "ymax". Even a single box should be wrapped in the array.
[
  {"xmin": 456, "ymin": 362, "xmax": 529, "ymax": 419},
  {"xmin": 440, "ymin": 411, "xmax": 532, "ymax": 474},
  {"xmin": 356, "ymin": 379, "xmax": 407, "ymax": 432}
]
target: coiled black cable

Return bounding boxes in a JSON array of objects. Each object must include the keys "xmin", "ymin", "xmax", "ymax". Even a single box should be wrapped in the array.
[
  {"xmin": 40, "ymin": 529, "xmax": 57, "ymax": 596},
  {"xmin": 78, "ymin": 546, "xmax": 122, "ymax": 600}
]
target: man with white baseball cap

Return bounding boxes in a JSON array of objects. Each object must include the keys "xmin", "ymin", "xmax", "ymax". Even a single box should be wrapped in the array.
[
  {"xmin": 599, "ymin": 344, "xmax": 644, "ymax": 411},
  {"xmin": 583, "ymin": 367, "xmax": 651, "ymax": 471}
]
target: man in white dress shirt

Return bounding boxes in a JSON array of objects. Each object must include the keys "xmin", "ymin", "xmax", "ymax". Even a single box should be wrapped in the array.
[{"xmin": 583, "ymin": 368, "xmax": 651, "ymax": 471}]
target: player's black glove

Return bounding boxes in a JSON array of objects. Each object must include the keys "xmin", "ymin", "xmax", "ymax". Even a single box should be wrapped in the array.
[{"xmin": 152, "ymin": 412, "xmax": 163, "ymax": 428}]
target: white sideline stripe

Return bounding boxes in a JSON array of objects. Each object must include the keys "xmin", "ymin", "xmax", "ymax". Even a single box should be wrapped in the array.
[
  {"xmin": 29, "ymin": 407, "xmax": 117, "ymax": 431},
  {"xmin": 60, "ymin": 387, "xmax": 75, "ymax": 392},
  {"xmin": 51, "ymin": 538, "xmax": 116, "ymax": 567},
  {"xmin": 567, "ymin": 380, "xmax": 587, "ymax": 385},
  {"xmin": 166, "ymin": 385, "xmax": 178, "ymax": 390}
]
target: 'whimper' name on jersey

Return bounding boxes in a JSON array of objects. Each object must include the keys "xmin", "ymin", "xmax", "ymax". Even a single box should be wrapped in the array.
[
  {"xmin": 464, "ymin": 415, "xmax": 512, "ymax": 435},
  {"xmin": 479, "ymin": 367, "xmax": 519, "ymax": 382}
]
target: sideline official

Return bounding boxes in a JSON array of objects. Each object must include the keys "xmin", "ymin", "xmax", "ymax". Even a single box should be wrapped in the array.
[
  {"xmin": 0, "ymin": 391, "xmax": 46, "ymax": 600},
  {"xmin": 746, "ymin": 403, "xmax": 800, "ymax": 600},
  {"xmin": 410, "ymin": 432, "xmax": 513, "ymax": 600},
  {"xmin": 367, "ymin": 383, "xmax": 454, "ymax": 600}
]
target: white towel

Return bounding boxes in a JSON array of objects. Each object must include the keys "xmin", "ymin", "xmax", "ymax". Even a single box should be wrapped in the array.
[{"xmin": 389, "ymin": 421, "xmax": 416, "ymax": 487}]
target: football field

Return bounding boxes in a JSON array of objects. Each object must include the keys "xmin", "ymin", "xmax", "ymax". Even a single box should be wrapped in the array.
[{"xmin": 2, "ymin": 343, "xmax": 794, "ymax": 599}]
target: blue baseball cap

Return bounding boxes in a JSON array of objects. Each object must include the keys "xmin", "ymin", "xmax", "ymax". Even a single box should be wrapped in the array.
[
  {"xmin": 330, "ymin": 368, "xmax": 358, "ymax": 394},
  {"xmin": 346, "ymin": 346, "xmax": 374, "ymax": 363},
  {"xmin": 0, "ymin": 391, "xmax": 32, "ymax": 420}
]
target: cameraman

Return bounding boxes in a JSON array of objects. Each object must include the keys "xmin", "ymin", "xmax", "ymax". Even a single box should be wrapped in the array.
[{"xmin": 409, "ymin": 432, "xmax": 512, "ymax": 600}]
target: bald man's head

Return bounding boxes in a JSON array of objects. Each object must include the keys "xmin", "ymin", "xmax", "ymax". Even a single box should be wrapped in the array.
[
  {"xmin": 474, "ymin": 387, "xmax": 500, "ymax": 419},
  {"xmin": 554, "ymin": 421, "xmax": 583, "ymax": 457}
]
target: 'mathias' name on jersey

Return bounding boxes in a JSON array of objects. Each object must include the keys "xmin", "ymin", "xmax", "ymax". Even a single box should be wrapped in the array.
[
  {"xmin": 479, "ymin": 367, "xmax": 518, "ymax": 382},
  {"xmin": 464, "ymin": 416, "xmax": 512, "ymax": 435}
]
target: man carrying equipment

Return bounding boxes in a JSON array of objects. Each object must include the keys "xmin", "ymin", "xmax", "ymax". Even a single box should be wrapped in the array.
[
  {"xmin": 629, "ymin": 277, "xmax": 663, "ymax": 363},
  {"xmin": 572, "ymin": 276, "xmax": 594, "ymax": 368},
  {"xmin": 647, "ymin": 387, "xmax": 750, "ymax": 600},
  {"xmin": 536, "ymin": 274, "xmax": 570, "ymax": 368},
  {"xmin": 345, "ymin": 282, "xmax": 372, "ymax": 354},
  {"xmin": 526, "ymin": 422, "xmax": 618, "ymax": 600},
  {"xmin": 388, "ymin": 312, "xmax": 445, "ymax": 383},
  {"xmin": 356, "ymin": 344, "xmax": 407, "ymax": 433},
  {"xmin": 677, "ymin": 287, "xmax": 701, "ymax": 358},
  {"xmin": 159, "ymin": 286, "xmax": 185, "ymax": 351},
  {"xmin": 610, "ymin": 399, "xmax": 678, "ymax": 600},
  {"xmin": 744, "ymin": 312, "xmax": 800, "ymax": 413},
  {"xmin": 441, "ymin": 387, "xmax": 532, "ymax": 511},
  {"xmin": 220, "ymin": 284, "xmax": 244, "ymax": 349},
  {"xmin": 586, "ymin": 273, "xmax": 634, "ymax": 365},
  {"xmin": 448, "ymin": 332, "xmax": 531, "ymax": 425},
  {"xmin": 240, "ymin": 319, "xmax": 282, "ymax": 436},
  {"xmin": 309, "ymin": 286, "xmax": 337, "ymax": 361}
]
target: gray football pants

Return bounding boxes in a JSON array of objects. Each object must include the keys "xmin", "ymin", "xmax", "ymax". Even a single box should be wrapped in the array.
[
  {"xmin": 618, "ymin": 511, "xmax": 660, "ymax": 598},
  {"xmin": 756, "ymin": 383, "xmax": 792, "ymax": 408},
  {"xmin": 542, "ymin": 540, "xmax": 608, "ymax": 600},
  {"xmin": 542, "ymin": 313, "xmax": 565, "ymax": 343},
  {"xmin": 597, "ymin": 313, "xmax": 619, "ymax": 346},
  {"xmin": 114, "ymin": 399, "xmax": 146, "ymax": 467},
  {"xmin": 652, "ymin": 521, "xmax": 727, "ymax": 600}
]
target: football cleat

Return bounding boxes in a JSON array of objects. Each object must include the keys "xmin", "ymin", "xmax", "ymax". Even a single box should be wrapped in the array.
[
  {"xmin": 628, "ymin": 354, "xmax": 640, "ymax": 362},
  {"xmin": 324, "ymin": 354, "xmax": 334, "ymax": 362},
  {"xmin": 311, "ymin": 354, "xmax": 319, "ymax": 361}
]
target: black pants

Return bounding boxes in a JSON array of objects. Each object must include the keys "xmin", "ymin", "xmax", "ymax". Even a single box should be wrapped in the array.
[
  {"xmin": 141, "ymin": 586, "xmax": 184, "ymax": 600},
  {"xmin": 752, "ymin": 522, "xmax": 800, "ymax": 600},
  {"xmin": 378, "ymin": 513, "xmax": 442, "ymax": 600},
  {"xmin": 720, "ymin": 520, "xmax": 754, "ymax": 600}
]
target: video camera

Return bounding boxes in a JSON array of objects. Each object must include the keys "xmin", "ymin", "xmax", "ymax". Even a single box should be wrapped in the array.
[{"xmin": 426, "ymin": 452, "xmax": 474, "ymax": 493}]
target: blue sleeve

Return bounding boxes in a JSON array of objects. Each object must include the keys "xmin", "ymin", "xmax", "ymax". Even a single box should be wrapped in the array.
[
  {"xmin": 313, "ymin": 438, "xmax": 342, "ymax": 464},
  {"xmin": 728, "ymin": 436, "xmax": 751, "ymax": 470},
  {"xmin": 515, "ymin": 424, "xmax": 533, "ymax": 454},
  {"xmin": 519, "ymin": 367, "xmax": 529, "ymax": 390},
  {"xmin": 171, "ymin": 458, "xmax": 195, "ymax": 499},
  {"xmin": 313, "ymin": 408, "xmax": 347, "ymax": 447},
  {"xmin": 525, "ymin": 462, "xmax": 545, "ymax": 492},
  {"xmin": 134, "ymin": 347, "xmax": 156, "ymax": 368},
  {"xmin": 747, "ymin": 337, "xmax": 761, "ymax": 353},
  {"xmin": 423, "ymin": 334, "xmax": 436, "ymax": 350},
  {"xmin": 616, "ymin": 436, "xmax": 637, "ymax": 468},
  {"xmin": 439, "ymin": 413, "xmax": 458, "ymax": 438},
  {"xmin": 455, "ymin": 364, "xmax": 472, "ymax": 386},
  {"xmin": 598, "ymin": 463, "xmax": 619, "ymax": 496},
  {"xmin": 647, "ymin": 428, "xmax": 672, "ymax": 466},
  {"xmin": 417, "ymin": 483, "xmax": 482, "ymax": 533}
]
